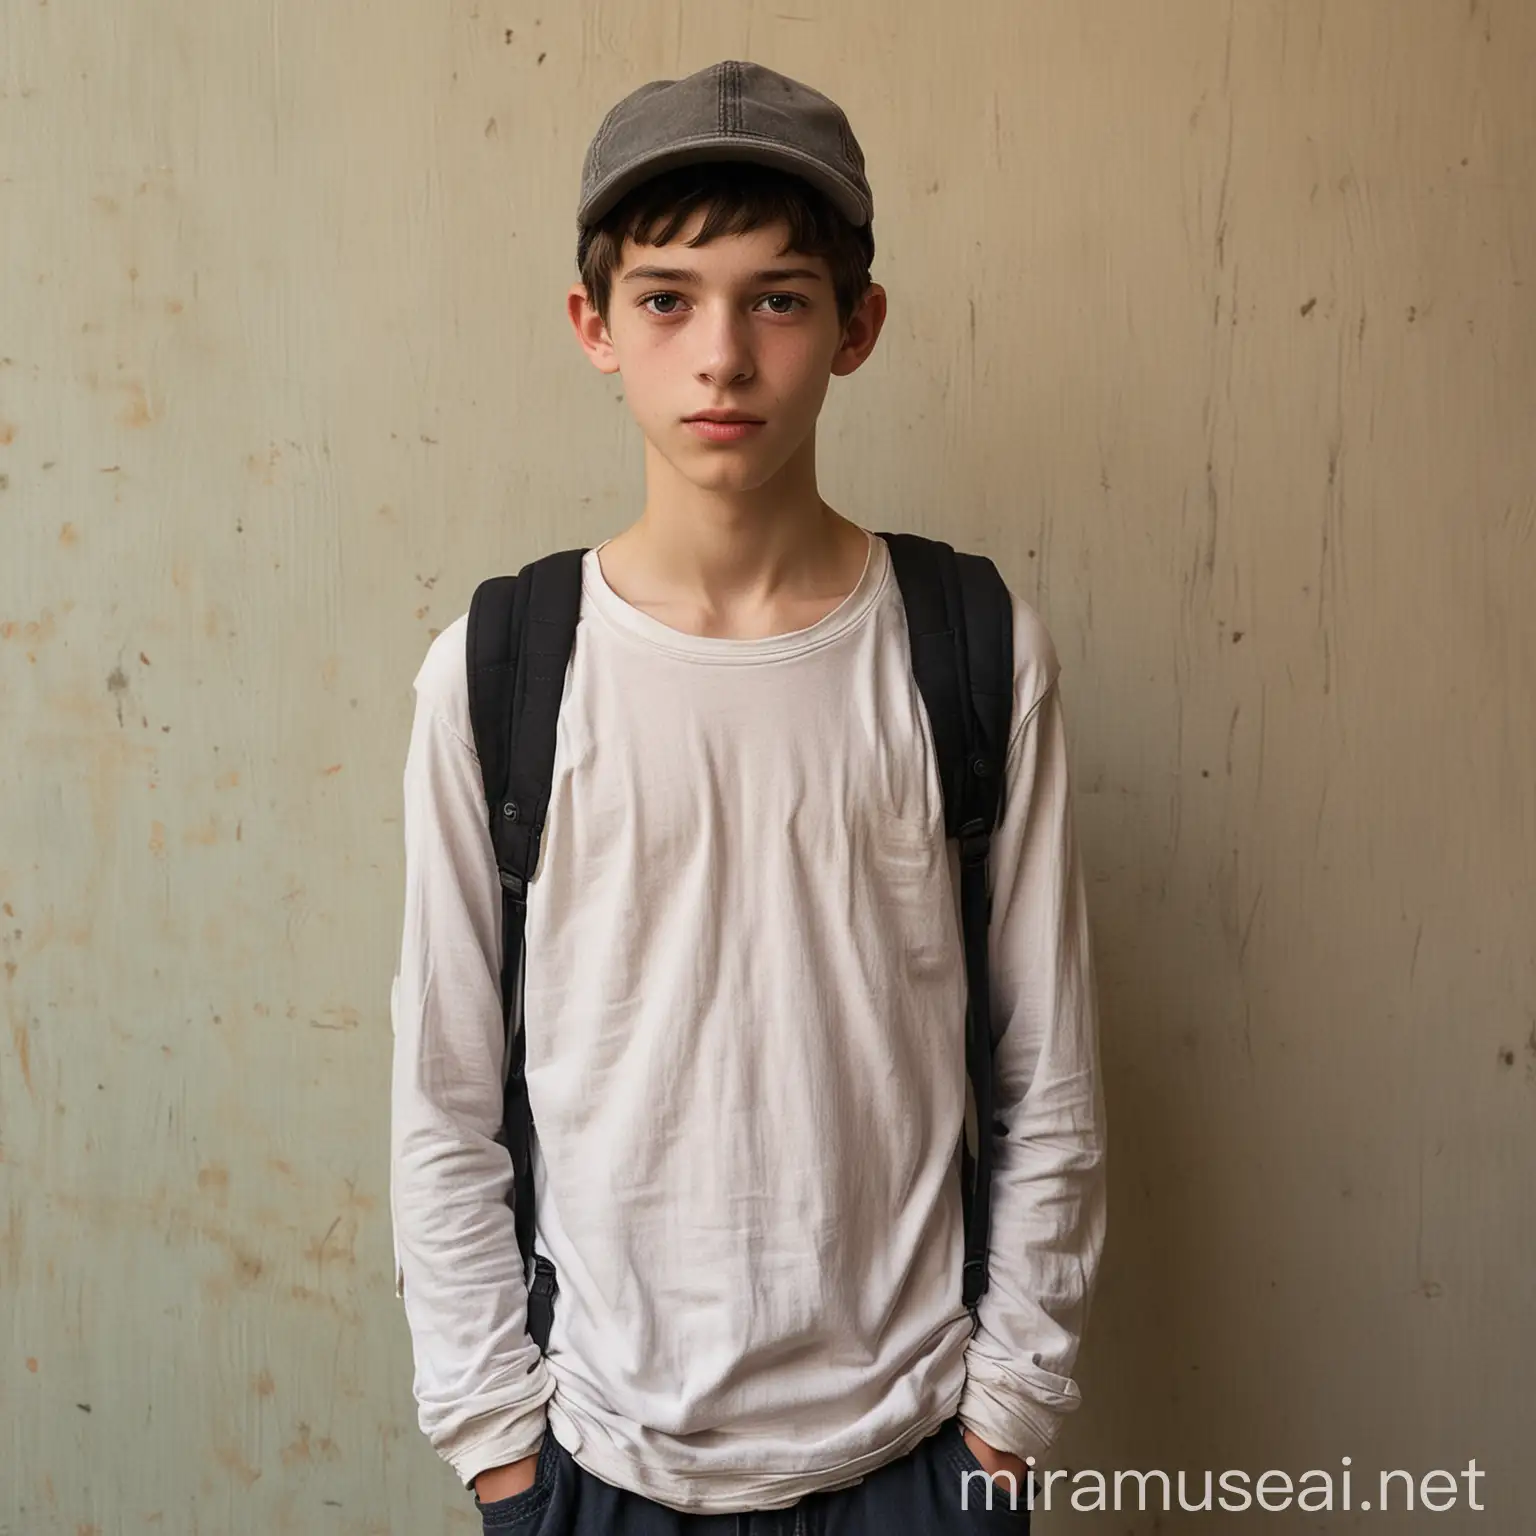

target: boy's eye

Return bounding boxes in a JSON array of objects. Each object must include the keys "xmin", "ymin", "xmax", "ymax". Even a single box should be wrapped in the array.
[{"xmin": 637, "ymin": 292, "xmax": 807, "ymax": 316}]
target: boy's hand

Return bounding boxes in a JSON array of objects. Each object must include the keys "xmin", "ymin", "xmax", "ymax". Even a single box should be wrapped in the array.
[
  {"xmin": 961, "ymin": 1426, "xmax": 1030, "ymax": 1489},
  {"xmin": 474, "ymin": 1443, "xmax": 541, "ymax": 1503}
]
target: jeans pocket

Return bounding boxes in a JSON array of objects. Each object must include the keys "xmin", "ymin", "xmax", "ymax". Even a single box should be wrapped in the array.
[
  {"xmin": 475, "ymin": 1435, "xmax": 556, "ymax": 1533},
  {"xmin": 943, "ymin": 1420, "xmax": 1032, "ymax": 1526}
]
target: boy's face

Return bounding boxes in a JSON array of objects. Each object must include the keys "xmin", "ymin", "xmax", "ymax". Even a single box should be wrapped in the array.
[{"xmin": 567, "ymin": 209, "xmax": 885, "ymax": 496}]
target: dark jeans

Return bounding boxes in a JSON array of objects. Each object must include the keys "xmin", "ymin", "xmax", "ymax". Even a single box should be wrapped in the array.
[{"xmin": 475, "ymin": 1416, "xmax": 1032, "ymax": 1534}]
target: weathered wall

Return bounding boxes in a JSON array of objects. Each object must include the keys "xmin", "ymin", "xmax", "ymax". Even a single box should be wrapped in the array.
[{"xmin": 3, "ymin": 1, "xmax": 1532, "ymax": 1531}]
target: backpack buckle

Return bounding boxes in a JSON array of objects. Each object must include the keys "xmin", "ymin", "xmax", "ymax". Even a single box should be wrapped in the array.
[
  {"xmin": 957, "ymin": 818, "xmax": 991, "ymax": 868},
  {"xmin": 529, "ymin": 1253, "xmax": 558, "ymax": 1298},
  {"xmin": 526, "ymin": 1253, "xmax": 558, "ymax": 1354},
  {"xmin": 962, "ymin": 1256, "xmax": 989, "ymax": 1318}
]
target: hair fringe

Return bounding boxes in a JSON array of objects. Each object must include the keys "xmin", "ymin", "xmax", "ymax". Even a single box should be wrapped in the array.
[{"xmin": 578, "ymin": 161, "xmax": 875, "ymax": 330}]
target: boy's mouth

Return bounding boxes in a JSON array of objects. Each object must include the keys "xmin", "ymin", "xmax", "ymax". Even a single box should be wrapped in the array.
[{"xmin": 684, "ymin": 418, "xmax": 767, "ymax": 442}]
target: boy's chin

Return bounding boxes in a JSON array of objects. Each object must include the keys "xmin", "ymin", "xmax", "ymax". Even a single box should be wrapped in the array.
[{"xmin": 652, "ymin": 441, "xmax": 788, "ymax": 495}]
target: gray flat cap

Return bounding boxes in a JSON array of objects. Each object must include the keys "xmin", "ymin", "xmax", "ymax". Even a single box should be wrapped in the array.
[{"xmin": 577, "ymin": 59, "xmax": 873, "ymax": 232}]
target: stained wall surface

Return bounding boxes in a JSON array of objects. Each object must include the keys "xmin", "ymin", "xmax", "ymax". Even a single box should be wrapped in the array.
[{"xmin": 3, "ymin": 2, "xmax": 1533, "ymax": 1532}]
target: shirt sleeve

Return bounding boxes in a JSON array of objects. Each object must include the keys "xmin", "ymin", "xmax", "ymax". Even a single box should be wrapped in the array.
[
  {"xmin": 956, "ymin": 597, "xmax": 1108, "ymax": 1464},
  {"xmin": 389, "ymin": 618, "xmax": 554, "ymax": 1488}
]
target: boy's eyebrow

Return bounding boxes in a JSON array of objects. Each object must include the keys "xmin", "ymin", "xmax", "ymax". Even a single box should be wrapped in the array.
[{"xmin": 619, "ymin": 265, "xmax": 825, "ymax": 284}]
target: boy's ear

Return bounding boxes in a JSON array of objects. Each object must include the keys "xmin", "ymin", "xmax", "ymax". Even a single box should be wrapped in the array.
[
  {"xmin": 830, "ymin": 282, "xmax": 888, "ymax": 378},
  {"xmin": 567, "ymin": 283, "xmax": 620, "ymax": 375}
]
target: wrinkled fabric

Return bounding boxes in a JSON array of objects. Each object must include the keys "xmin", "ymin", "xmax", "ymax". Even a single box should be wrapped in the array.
[
  {"xmin": 473, "ymin": 1415, "xmax": 1033, "ymax": 1532},
  {"xmin": 390, "ymin": 530, "xmax": 1106, "ymax": 1514}
]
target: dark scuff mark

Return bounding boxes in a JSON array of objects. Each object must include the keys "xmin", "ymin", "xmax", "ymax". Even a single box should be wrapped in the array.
[
  {"xmin": 314, "ymin": 1214, "xmax": 342, "ymax": 1279},
  {"xmin": 106, "ymin": 666, "xmax": 129, "ymax": 726},
  {"xmin": 1299, "ymin": 297, "xmax": 1316, "ymax": 316},
  {"xmin": 1239, "ymin": 883, "xmax": 1263, "ymax": 964}
]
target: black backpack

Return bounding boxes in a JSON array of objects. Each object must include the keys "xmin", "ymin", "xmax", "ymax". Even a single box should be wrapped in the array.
[{"xmin": 466, "ymin": 532, "xmax": 1014, "ymax": 1353}]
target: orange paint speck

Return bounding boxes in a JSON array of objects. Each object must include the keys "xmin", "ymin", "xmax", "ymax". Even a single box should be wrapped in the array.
[
  {"xmin": 58, "ymin": 522, "xmax": 78, "ymax": 547},
  {"xmin": 118, "ymin": 386, "xmax": 153, "ymax": 429},
  {"xmin": 212, "ymin": 1443, "xmax": 261, "ymax": 1488},
  {"xmin": 321, "ymin": 764, "xmax": 342, "ymax": 776},
  {"xmin": 148, "ymin": 821, "xmax": 165, "ymax": 856},
  {"xmin": 12, "ymin": 1022, "xmax": 32, "ymax": 1098},
  {"xmin": 16, "ymin": 611, "xmax": 56, "ymax": 645},
  {"xmin": 26, "ymin": 1357, "xmax": 38, "ymax": 1372},
  {"xmin": 0, "ymin": 422, "xmax": 15, "ymax": 445}
]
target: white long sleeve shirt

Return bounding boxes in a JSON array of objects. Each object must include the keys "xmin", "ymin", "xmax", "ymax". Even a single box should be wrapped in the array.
[{"xmin": 389, "ymin": 528, "xmax": 1106, "ymax": 1515}]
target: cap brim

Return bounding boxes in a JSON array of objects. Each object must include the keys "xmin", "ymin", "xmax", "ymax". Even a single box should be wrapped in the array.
[{"xmin": 578, "ymin": 135, "xmax": 871, "ymax": 230}]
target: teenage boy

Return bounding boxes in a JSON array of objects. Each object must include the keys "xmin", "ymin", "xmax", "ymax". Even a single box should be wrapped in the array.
[{"xmin": 391, "ymin": 59, "xmax": 1106, "ymax": 1533}]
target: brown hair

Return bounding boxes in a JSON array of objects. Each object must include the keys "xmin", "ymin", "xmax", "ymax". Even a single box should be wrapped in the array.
[{"xmin": 576, "ymin": 161, "xmax": 875, "ymax": 333}]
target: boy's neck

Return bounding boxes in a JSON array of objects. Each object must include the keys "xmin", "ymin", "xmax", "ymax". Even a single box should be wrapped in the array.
[{"xmin": 597, "ymin": 439, "xmax": 870, "ymax": 640}]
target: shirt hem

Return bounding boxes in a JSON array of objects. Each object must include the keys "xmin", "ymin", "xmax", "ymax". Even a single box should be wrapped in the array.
[{"xmin": 545, "ymin": 1393, "xmax": 963, "ymax": 1516}]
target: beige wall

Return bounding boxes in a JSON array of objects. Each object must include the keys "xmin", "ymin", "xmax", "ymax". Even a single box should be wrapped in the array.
[{"xmin": 4, "ymin": 2, "xmax": 1532, "ymax": 1531}]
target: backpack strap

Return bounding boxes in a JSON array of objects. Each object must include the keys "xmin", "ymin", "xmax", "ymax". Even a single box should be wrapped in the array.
[
  {"xmin": 877, "ymin": 532, "xmax": 1015, "ymax": 1320},
  {"xmin": 466, "ymin": 534, "xmax": 1013, "ymax": 1342},
  {"xmin": 466, "ymin": 548, "xmax": 586, "ymax": 1354}
]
